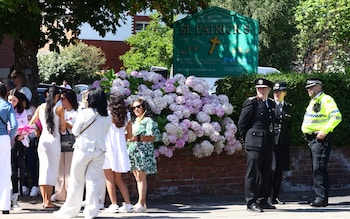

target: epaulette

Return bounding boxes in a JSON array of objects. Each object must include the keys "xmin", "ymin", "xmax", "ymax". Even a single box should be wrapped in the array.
[
  {"xmin": 285, "ymin": 102, "xmax": 293, "ymax": 107},
  {"xmin": 248, "ymin": 96, "xmax": 257, "ymax": 100}
]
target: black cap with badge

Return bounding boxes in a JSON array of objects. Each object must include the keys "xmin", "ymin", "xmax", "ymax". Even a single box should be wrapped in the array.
[
  {"xmin": 273, "ymin": 81, "xmax": 287, "ymax": 91},
  {"xmin": 255, "ymin": 78, "xmax": 273, "ymax": 88}
]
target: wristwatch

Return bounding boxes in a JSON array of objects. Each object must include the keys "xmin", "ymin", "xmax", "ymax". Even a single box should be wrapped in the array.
[{"xmin": 137, "ymin": 134, "xmax": 141, "ymax": 141}]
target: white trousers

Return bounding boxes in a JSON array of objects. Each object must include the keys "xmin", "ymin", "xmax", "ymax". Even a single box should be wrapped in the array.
[
  {"xmin": 0, "ymin": 135, "xmax": 11, "ymax": 211},
  {"xmin": 56, "ymin": 147, "xmax": 105, "ymax": 218}
]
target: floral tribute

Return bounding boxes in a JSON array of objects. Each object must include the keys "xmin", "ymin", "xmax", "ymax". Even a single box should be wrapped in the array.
[{"xmin": 99, "ymin": 69, "xmax": 242, "ymax": 158}]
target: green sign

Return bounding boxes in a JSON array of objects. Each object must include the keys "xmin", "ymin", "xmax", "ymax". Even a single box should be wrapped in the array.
[{"xmin": 173, "ymin": 7, "xmax": 259, "ymax": 77}]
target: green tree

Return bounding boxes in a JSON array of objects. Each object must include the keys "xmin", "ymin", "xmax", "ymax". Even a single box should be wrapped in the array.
[
  {"xmin": 38, "ymin": 41, "xmax": 106, "ymax": 85},
  {"xmin": 295, "ymin": 0, "xmax": 350, "ymax": 73},
  {"xmin": 210, "ymin": 0, "xmax": 298, "ymax": 71},
  {"xmin": 120, "ymin": 13, "xmax": 173, "ymax": 71},
  {"xmin": 0, "ymin": 0, "xmax": 209, "ymax": 105}
]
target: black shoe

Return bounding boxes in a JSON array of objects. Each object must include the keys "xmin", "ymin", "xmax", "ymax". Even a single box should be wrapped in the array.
[
  {"xmin": 2, "ymin": 210, "xmax": 9, "ymax": 214},
  {"xmin": 260, "ymin": 202, "xmax": 277, "ymax": 209},
  {"xmin": 247, "ymin": 203, "xmax": 263, "ymax": 212},
  {"xmin": 310, "ymin": 199, "xmax": 328, "ymax": 207},
  {"xmin": 271, "ymin": 198, "xmax": 286, "ymax": 205}
]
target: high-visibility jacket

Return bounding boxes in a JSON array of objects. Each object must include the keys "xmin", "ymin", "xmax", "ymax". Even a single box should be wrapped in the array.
[{"xmin": 301, "ymin": 92, "xmax": 342, "ymax": 135}]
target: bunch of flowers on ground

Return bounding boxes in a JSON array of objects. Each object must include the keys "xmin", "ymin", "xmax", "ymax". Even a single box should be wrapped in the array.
[{"xmin": 99, "ymin": 69, "xmax": 242, "ymax": 158}]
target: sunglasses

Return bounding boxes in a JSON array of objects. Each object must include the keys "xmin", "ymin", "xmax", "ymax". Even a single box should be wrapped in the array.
[
  {"xmin": 12, "ymin": 76, "xmax": 17, "ymax": 79},
  {"xmin": 132, "ymin": 104, "xmax": 142, "ymax": 110}
]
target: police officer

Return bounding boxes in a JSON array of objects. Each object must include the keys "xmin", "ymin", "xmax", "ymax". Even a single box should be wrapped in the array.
[
  {"xmin": 301, "ymin": 78, "xmax": 342, "ymax": 207},
  {"xmin": 270, "ymin": 81, "xmax": 292, "ymax": 205},
  {"xmin": 238, "ymin": 78, "xmax": 276, "ymax": 212}
]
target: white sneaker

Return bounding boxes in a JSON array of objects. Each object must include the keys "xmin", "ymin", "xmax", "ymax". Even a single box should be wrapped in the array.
[
  {"xmin": 11, "ymin": 202, "xmax": 22, "ymax": 211},
  {"xmin": 51, "ymin": 194, "xmax": 57, "ymax": 202},
  {"xmin": 104, "ymin": 204, "xmax": 119, "ymax": 213},
  {"xmin": 118, "ymin": 202, "xmax": 134, "ymax": 213},
  {"xmin": 11, "ymin": 193, "xmax": 22, "ymax": 211},
  {"xmin": 22, "ymin": 186, "xmax": 29, "ymax": 195},
  {"xmin": 133, "ymin": 203, "xmax": 147, "ymax": 213},
  {"xmin": 98, "ymin": 203, "xmax": 105, "ymax": 210},
  {"xmin": 30, "ymin": 186, "xmax": 40, "ymax": 197}
]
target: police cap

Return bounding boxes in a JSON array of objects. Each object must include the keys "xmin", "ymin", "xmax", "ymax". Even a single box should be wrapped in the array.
[
  {"xmin": 273, "ymin": 81, "xmax": 287, "ymax": 91},
  {"xmin": 305, "ymin": 78, "xmax": 323, "ymax": 88},
  {"xmin": 255, "ymin": 78, "xmax": 273, "ymax": 88}
]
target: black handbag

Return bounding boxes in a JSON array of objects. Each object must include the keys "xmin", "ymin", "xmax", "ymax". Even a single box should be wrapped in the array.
[{"xmin": 60, "ymin": 131, "xmax": 75, "ymax": 152}]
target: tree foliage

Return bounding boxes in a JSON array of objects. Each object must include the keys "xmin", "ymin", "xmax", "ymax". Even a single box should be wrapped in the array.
[
  {"xmin": 120, "ymin": 13, "xmax": 173, "ymax": 71},
  {"xmin": 0, "ymin": 0, "xmax": 209, "ymax": 105},
  {"xmin": 210, "ymin": 0, "xmax": 298, "ymax": 71},
  {"xmin": 37, "ymin": 41, "xmax": 106, "ymax": 85},
  {"xmin": 295, "ymin": 0, "xmax": 350, "ymax": 73}
]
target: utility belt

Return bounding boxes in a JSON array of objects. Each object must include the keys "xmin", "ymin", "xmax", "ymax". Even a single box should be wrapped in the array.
[
  {"xmin": 304, "ymin": 132, "xmax": 331, "ymax": 141},
  {"xmin": 304, "ymin": 133, "xmax": 317, "ymax": 141}
]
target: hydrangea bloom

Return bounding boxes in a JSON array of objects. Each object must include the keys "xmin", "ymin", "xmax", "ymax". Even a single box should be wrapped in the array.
[{"xmin": 99, "ymin": 69, "xmax": 242, "ymax": 158}]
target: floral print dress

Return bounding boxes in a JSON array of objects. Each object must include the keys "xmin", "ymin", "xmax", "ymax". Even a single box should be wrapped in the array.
[{"xmin": 128, "ymin": 117, "xmax": 160, "ymax": 175}]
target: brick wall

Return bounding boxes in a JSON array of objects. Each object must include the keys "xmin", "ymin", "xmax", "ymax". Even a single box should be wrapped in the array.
[
  {"xmin": 119, "ymin": 147, "xmax": 350, "ymax": 200},
  {"xmin": 81, "ymin": 40, "xmax": 130, "ymax": 71}
]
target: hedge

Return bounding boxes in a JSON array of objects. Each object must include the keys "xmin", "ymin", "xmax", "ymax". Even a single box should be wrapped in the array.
[{"xmin": 215, "ymin": 72, "xmax": 350, "ymax": 147}]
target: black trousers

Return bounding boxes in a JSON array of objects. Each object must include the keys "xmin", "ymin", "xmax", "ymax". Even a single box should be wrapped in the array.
[
  {"xmin": 11, "ymin": 141, "xmax": 27, "ymax": 193},
  {"xmin": 245, "ymin": 149, "xmax": 273, "ymax": 206},
  {"xmin": 308, "ymin": 135, "xmax": 332, "ymax": 202}
]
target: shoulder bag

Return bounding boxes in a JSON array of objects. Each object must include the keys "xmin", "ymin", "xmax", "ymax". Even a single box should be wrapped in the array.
[{"xmin": 60, "ymin": 130, "xmax": 76, "ymax": 152}]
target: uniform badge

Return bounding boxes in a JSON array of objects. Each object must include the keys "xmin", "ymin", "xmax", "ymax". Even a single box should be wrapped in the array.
[{"xmin": 313, "ymin": 102, "xmax": 321, "ymax": 113}]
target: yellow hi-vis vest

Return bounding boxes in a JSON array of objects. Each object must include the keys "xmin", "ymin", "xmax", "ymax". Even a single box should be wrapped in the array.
[{"xmin": 301, "ymin": 92, "xmax": 342, "ymax": 135}]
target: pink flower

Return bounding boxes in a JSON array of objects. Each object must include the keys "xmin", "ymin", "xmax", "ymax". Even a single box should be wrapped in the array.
[{"xmin": 101, "ymin": 70, "xmax": 242, "ymax": 158}]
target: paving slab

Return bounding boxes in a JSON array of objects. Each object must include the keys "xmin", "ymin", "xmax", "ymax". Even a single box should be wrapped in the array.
[{"xmin": 2, "ymin": 190, "xmax": 350, "ymax": 218}]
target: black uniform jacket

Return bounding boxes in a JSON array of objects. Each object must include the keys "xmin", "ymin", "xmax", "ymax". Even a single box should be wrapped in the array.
[
  {"xmin": 238, "ymin": 96, "xmax": 275, "ymax": 151},
  {"xmin": 274, "ymin": 101, "xmax": 292, "ymax": 146},
  {"xmin": 273, "ymin": 101, "xmax": 292, "ymax": 170}
]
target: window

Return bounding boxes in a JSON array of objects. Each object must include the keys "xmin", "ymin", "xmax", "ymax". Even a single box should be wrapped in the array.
[{"xmin": 135, "ymin": 21, "xmax": 149, "ymax": 33}]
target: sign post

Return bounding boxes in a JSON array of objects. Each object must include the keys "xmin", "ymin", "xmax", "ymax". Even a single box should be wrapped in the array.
[{"xmin": 173, "ymin": 7, "xmax": 259, "ymax": 77}]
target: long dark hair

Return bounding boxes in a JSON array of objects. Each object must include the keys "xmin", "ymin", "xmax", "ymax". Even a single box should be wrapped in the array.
[
  {"xmin": 109, "ymin": 94, "xmax": 127, "ymax": 128},
  {"xmin": 45, "ymin": 85, "xmax": 60, "ymax": 134},
  {"xmin": 0, "ymin": 82, "xmax": 7, "ymax": 98},
  {"xmin": 130, "ymin": 97, "xmax": 154, "ymax": 123},
  {"xmin": 61, "ymin": 89, "xmax": 78, "ymax": 111},
  {"xmin": 8, "ymin": 88, "xmax": 25, "ymax": 113},
  {"xmin": 87, "ymin": 87, "xmax": 108, "ymax": 116}
]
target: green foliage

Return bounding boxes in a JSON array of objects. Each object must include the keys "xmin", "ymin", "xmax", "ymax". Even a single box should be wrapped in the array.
[
  {"xmin": 0, "ymin": 0, "xmax": 209, "ymax": 50},
  {"xmin": 216, "ymin": 72, "xmax": 350, "ymax": 146},
  {"xmin": 295, "ymin": 0, "xmax": 350, "ymax": 72},
  {"xmin": 120, "ymin": 13, "xmax": 173, "ymax": 72},
  {"xmin": 37, "ymin": 42, "xmax": 106, "ymax": 85},
  {"xmin": 0, "ymin": 0, "xmax": 209, "ymax": 106},
  {"xmin": 210, "ymin": 0, "xmax": 298, "ymax": 71}
]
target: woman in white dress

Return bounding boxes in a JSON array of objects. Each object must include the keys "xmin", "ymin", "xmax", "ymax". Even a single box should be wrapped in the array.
[
  {"xmin": 53, "ymin": 87, "xmax": 111, "ymax": 219},
  {"xmin": 29, "ymin": 86, "xmax": 66, "ymax": 209},
  {"xmin": 51, "ymin": 89, "xmax": 78, "ymax": 201},
  {"xmin": 103, "ymin": 94, "xmax": 133, "ymax": 213}
]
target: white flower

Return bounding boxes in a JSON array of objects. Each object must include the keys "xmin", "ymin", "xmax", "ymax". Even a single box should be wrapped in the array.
[
  {"xmin": 222, "ymin": 102, "xmax": 234, "ymax": 115},
  {"xmin": 192, "ymin": 140, "xmax": 214, "ymax": 158},
  {"xmin": 196, "ymin": 111, "xmax": 211, "ymax": 123},
  {"xmin": 104, "ymin": 70, "xmax": 242, "ymax": 158}
]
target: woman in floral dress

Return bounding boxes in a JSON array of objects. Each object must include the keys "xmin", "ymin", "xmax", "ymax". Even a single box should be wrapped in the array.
[{"xmin": 127, "ymin": 98, "xmax": 160, "ymax": 212}]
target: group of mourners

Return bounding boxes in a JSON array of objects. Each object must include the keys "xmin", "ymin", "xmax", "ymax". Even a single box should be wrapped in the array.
[{"xmin": 0, "ymin": 69, "xmax": 161, "ymax": 219}]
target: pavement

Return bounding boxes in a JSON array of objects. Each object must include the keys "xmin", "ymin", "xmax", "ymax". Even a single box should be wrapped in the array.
[{"xmin": 2, "ymin": 189, "xmax": 350, "ymax": 218}]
